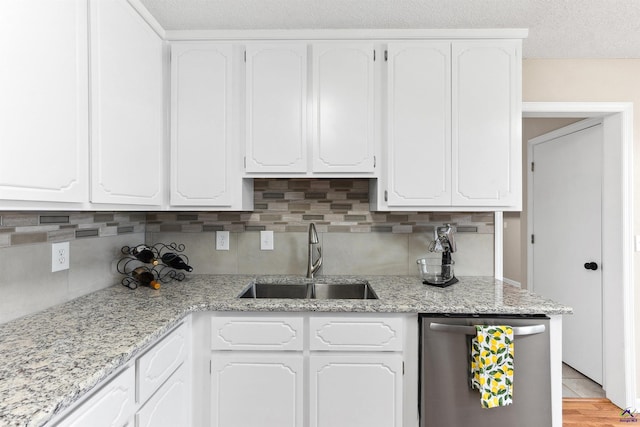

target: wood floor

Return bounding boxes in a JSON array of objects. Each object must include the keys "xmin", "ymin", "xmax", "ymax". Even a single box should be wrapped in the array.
[{"xmin": 563, "ymin": 398, "xmax": 630, "ymax": 427}]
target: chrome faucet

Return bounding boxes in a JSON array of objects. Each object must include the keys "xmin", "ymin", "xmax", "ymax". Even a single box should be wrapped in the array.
[{"xmin": 306, "ymin": 223, "xmax": 322, "ymax": 278}]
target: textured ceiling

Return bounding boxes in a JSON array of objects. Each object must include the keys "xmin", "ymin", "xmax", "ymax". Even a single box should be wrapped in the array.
[{"xmin": 138, "ymin": 0, "xmax": 640, "ymax": 58}]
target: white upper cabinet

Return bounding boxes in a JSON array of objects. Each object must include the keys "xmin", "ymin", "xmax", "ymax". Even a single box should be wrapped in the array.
[
  {"xmin": 385, "ymin": 42, "xmax": 451, "ymax": 207},
  {"xmin": 243, "ymin": 42, "xmax": 377, "ymax": 176},
  {"xmin": 170, "ymin": 43, "xmax": 252, "ymax": 209},
  {"xmin": 377, "ymin": 38, "xmax": 522, "ymax": 211},
  {"xmin": 312, "ymin": 43, "xmax": 376, "ymax": 174},
  {"xmin": 245, "ymin": 44, "xmax": 308, "ymax": 173},
  {"xmin": 0, "ymin": 0, "xmax": 88, "ymax": 204},
  {"xmin": 452, "ymin": 40, "xmax": 521, "ymax": 208},
  {"xmin": 89, "ymin": 0, "xmax": 163, "ymax": 206}
]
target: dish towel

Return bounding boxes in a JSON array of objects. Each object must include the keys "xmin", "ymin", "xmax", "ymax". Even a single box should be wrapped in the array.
[{"xmin": 470, "ymin": 325, "xmax": 514, "ymax": 408}]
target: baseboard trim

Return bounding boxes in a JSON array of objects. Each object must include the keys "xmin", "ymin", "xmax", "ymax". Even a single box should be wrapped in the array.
[{"xmin": 501, "ymin": 277, "xmax": 521, "ymax": 288}]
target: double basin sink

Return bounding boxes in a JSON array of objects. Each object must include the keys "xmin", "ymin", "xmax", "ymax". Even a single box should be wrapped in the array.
[{"xmin": 239, "ymin": 281, "xmax": 378, "ymax": 300}]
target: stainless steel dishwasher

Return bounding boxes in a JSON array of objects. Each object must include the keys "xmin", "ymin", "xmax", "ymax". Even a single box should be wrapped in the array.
[{"xmin": 420, "ymin": 314, "xmax": 551, "ymax": 427}]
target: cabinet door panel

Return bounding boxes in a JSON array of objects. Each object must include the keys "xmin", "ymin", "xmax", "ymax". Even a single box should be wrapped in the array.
[
  {"xmin": 309, "ymin": 315, "xmax": 403, "ymax": 351},
  {"xmin": 310, "ymin": 354, "xmax": 403, "ymax": 427},
  {"xmin": 452, "ymin": 40, "xmax": 521, "ymax": 207},
  {"xmin": 56, "ymin": 366, "xmax": 135, "ymax": 427},
  {"xmin": 386, "ymin": 42, "xmax": 451, "ymax": 206},
  {"xmin": 171, "ymin": 44, "xmax": 233, "ymax": 206},
  {"xmin": 136, "ymin": 364, "xmax": 190, "ymax": 427},
  {"xmin": 312, "ymin": 43, "xmax": 375, "ymax": 173},
  {"xmin": 90, "ymin": 0, "xmax": 163, "ymax": 205},
  {"xmin": 211, "ymin": 354, "xmax": 304, "ymax": 427},
  {"xmin": 0, "ymin": 0, "xmax": 88, "ymax": 202},
  {"xmin": 137, "ymin": 323, "xmax": 188, "ymax": 404},
  {"xmin": 211, "ymin": 315, "xmax": 304, "ymax": 351},
  {"xmin": 246, "ymin": 44, "xmax": 307, "ymax": 173}
]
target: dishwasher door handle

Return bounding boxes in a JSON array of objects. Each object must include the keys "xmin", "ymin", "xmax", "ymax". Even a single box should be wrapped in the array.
[{"xmin": 429, "ymin": 323, "xmax": 546, "ymax": 336}]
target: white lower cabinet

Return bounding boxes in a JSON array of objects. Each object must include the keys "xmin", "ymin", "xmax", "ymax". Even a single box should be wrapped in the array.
[
  {"xmin": 53, "ymin": 322, "xmax": 191, "ymax": 427},
  {"xmin": 55, "ymin": 365, "xmax": 135, "ymax": 427},
  {"xmin": 136, "ymin": 363, "xmax": 190, "ymax": 427},
  {"xmin": 211, "ymin": 354, "xmax": 304, "ymax": 427},
  {"xmin": 208, "ymin": 313, "xmax": 406, "ymax": 427},
  {"xmin": 310, "ymin": 354, "xmax": 403, "ymax": 427}
]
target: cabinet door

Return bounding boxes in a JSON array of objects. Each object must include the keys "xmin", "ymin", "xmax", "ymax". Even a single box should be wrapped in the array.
[
  {"xmin": 452, "ymin": 40, "xmax": 521, "ymax": 207},
  {"xmin": 211, "ymin": 353, "xmax": 304, "ymax": 427},
  {"xmin": 385, "ymin": 42, "xmax": 451, "ymax": 206},
  {"xmin": 309, "ymin": 354, "xmax": 403, "ymax": 427},
  {"xmin": 312, "ymin": 43, "xmax": 376, "ymax": 174},
  {"xmin": 245, "ymin": 44, "xmax": 307, "ymax": 173},
  {"xmin": 0, "ymin": 0, "xmax": 88, "ymax": 203},
  {"xmin": 171, "ymin": 43, "xmax": 235, "ymax": 206},
  {"xmin": 89, "ymin": 0, "xmax": 163, "ymax": 205},
  {"xmin": 56, "ymin": 366, "xmax": 135, "ymax": 427},
  {"xmin": 137, "ymin": 323, "xmax": 188, "ymax": 404},
  {"xmin": 136, "ymin": 364, "xmax": 190, "ymax": 427}
]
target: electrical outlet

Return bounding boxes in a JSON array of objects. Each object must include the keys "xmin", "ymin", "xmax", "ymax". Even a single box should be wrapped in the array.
[
  {"xmin": 51, "ymin": 242, "xmax": 70, "ymax": 272},
  {"xmin": 260, "ymin": 230, "xmax": 274, "ymax": 250},
  {"xmin": 216, "ymin": 231, "xmax": 230, "ymax": 251}
]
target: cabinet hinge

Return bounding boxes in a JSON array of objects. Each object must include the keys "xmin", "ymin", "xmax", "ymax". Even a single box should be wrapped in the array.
[
  {"xmin": 384, "ymin": 50, "xmax": 388, "ymax": 61},
  {"xmin": 531, "ymin": 234, "xmax": 535, "ymax": 244},
  {"xmin": 384, "ymin": 190, "xmax": 388, "ymax": 202},
  {"xmin": 531, "ymin": 162, "xmax": 535, "ymax": 172}
]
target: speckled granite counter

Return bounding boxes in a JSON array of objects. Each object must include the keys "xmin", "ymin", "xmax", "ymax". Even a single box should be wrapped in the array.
[{"xmin": 0, "ymin": 275, "xmax": 571, "ymax": 426}]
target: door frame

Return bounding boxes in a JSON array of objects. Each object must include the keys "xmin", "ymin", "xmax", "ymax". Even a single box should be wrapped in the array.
[{"xmin": 523, "ymin": 102, "xmax": 635, "ymax": 409}]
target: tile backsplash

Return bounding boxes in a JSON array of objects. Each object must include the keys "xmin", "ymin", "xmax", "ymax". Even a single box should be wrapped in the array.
[
  {"xmin": 0, "ymin": 178, "xmax": 495, "ymax": 323},
  {"xmin": 0, "ymin": 212, "xmax": 146, "ymax": 248},
  {"xmin": 147, "ymin": 179, "xmax": 495, "ymax": 234}
]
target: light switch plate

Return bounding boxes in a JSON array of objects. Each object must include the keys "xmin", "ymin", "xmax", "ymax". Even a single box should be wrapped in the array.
[
  {"xmin": 216, "ymin": 231, "xmax": 230, "ymax": 251},
  {"xmin": 51, "ymin": 241, "xmax": 70, "ymax": 272},
  {"xmin": 260, "ymin": 230, "xmax": 274, "ymax": 250}
]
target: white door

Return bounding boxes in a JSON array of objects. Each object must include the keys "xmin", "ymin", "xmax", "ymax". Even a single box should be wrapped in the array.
[
  {"xmin": 385, "ymin": 42, "xmax": 451, "ymax": 206},
  {"xmin": 312, "ymin": 43, "xmax": 376, "ymax": 174},
  {"xmin": 452, "ymin": 40, "xmax": 521, "ymax": 208},
  {"xmin": 309, "ymin": 354, "xmax": 403, "ymax": 427},
  {"xmin": 89, "ymin": 0, "xmax": 163, "ymax": 205},
  {"xmin": 211, "ymin": 353, "xmax": 304, "ymax": 427},
  {"xmin": 170, "ymin": 43, "xmax": 234, "ymax": 206},
  {"xmin": 530, "ymin": 120, "xmax": 603, "ymax": 384},
  {"xmin": 137, "ymin": 364, "xmax": 190, "ymax": 427},
  {"xmin": 245, "ymin": 43, "xmax": 308, "ymax": 173},
  {"xmin": 0, "ymin": 0, "xmax": 88, "ymax": 203}
]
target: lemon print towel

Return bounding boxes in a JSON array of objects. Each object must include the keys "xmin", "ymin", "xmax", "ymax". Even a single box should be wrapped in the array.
[{"xmin": 470, "ymin": 325, "xmax": 514, "ymax": 408}]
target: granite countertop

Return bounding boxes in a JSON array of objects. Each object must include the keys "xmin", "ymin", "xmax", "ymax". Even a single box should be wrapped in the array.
[{"xmin": 0, "ymin": 274, "xmax": 571, "ymax": 426}]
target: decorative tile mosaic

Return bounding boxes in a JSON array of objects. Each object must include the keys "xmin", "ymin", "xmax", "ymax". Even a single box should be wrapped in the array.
[
  {"xmin": 0, "ymin": 179, "xmax": 495, "ymax": 247},
  {"xmin": 146, "ymin": 179, "xmax": 495, "ymax": 234},
  {"xmin": 0, "ymin": 212, "xmax": 146, "ymax": 248}
]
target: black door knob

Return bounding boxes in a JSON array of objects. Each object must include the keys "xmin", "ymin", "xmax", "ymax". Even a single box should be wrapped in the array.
[{"xmin": 584, "ymin": 262, "xmax": 598, "ymax": 270}]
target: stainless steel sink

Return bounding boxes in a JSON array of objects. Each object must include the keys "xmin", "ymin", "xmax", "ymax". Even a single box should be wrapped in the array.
[
  {"xmin": 238, "ymin": 282, "xmax": 378, "ymax": 300},
  {"xmin": 311, "ymin": 282, "xmax": 378, "ymax": 299},
  {"xmin": 239, "ymin": 283, "xmax": 310, "ymax": 299}
]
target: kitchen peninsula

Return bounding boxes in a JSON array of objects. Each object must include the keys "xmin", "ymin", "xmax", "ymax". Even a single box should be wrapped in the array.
[{"xmin": 0, "ymin": 275, "xmax": 570, "ymax": 427}]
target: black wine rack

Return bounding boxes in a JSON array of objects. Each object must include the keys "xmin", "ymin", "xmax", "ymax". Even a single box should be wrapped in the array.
[{"xmin": 117, "ymin": 242, "xmax": 192, "ymax": 290}]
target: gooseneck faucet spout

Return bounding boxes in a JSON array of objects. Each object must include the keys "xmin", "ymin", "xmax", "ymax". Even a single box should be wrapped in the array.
[{"xmin": 307, "ymin": 223, "xmax": 322, "ymax": 278}]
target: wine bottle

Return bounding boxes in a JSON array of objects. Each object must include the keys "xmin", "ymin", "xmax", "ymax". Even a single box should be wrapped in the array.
[
  {"xmin": 131, "ymin": 267, "xmax": 160, "ymax": 289},
  {"xmin": 161, "ymin": 253, "xmax": 193, "ymax": 272},
  {"xmin": 131, "ymin": 245, "xmax": 158, "ymax": 265}
]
